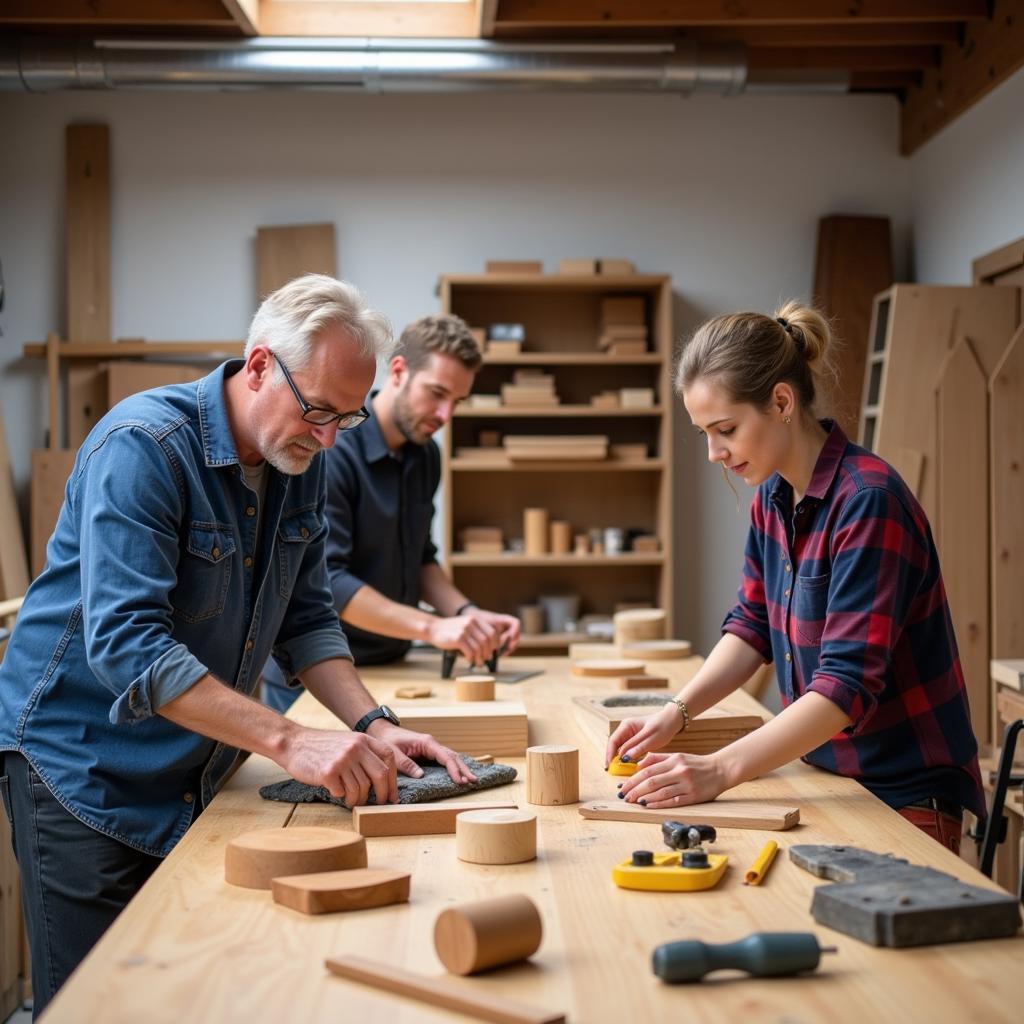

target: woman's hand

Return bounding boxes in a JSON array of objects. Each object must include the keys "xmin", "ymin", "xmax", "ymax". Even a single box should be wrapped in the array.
[
  {"xmin": 604, "ymin": 705, "xmax": 683, "ymax": 768},
  {"xmin": 616, "ymin": 751, "xmax": 729, "ymax": 808}
]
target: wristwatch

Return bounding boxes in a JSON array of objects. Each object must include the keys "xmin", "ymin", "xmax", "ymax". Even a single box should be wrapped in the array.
[{"xmin": 352, "ymin": 705, "xmax": 401, "ymax": 734}]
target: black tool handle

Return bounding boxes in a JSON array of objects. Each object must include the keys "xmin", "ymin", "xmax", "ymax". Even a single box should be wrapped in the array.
[{"xmin": 652, "ymin": 932, "xmax": 826, "ymax": 982}]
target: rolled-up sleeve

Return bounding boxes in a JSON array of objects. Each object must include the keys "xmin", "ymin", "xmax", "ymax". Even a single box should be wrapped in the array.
[
  {"xmin": 808, "ymin": 485, "xmax": 929, "ymax": 734},
  {"xmin": 722, "ymin": 496, "xmax": 773, "ymax": 662},
  {"xmin": 75, "ymin": 425, "xmax": 210, "ymax": 722}
]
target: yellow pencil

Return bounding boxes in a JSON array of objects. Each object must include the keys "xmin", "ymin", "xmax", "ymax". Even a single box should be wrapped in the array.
[{"xmin": 743, "ymin": 840, "xmax": 779, "ymax": 886}]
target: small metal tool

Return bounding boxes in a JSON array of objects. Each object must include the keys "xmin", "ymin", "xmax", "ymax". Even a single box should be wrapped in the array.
[{"xmin": 661, "ymin": 821, "xmax": 717, "ymax": 850}]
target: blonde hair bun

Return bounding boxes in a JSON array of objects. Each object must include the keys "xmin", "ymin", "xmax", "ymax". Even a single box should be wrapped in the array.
[{"xmin": 773, "ymin": 300, "xmax": 830, "ymax": 366}]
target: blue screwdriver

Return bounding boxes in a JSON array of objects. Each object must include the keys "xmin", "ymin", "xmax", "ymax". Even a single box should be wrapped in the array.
[{"xmin": 652, "ymin": 932, "xmax": 837, "ymax": 983}]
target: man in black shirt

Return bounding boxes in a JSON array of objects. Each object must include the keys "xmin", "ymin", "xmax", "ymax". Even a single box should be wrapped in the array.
[{"xmin": 263, "ymin": 315, "xmax": 520, "ymax": 711}]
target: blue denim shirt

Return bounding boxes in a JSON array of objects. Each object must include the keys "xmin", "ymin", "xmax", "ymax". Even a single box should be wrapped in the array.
[{"xmin": 0, "ymin": 361, "xmax": 351, "ymax": 856}]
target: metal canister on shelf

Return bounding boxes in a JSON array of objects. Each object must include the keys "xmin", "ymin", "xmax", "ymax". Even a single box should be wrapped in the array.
[{"xmin": 603, "ymin": 527, "xmax": 625, "ymax": 555}]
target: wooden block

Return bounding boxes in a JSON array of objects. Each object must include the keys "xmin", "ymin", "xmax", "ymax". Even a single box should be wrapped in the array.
[
  {"xmin": 619, "ymin": 387, "xmax": 655, "ymax": 408},
  {"xmin": 256, "ymin": 223, "xmax": 336, "ymax": 299},
  {"xmin": 456, "ymin": 809, "xmax": 536, "ymax": 865},
  {"xmin": 615, "ymin": 675, "xmax": 669, "ymax": 690},
  {"xmin": 0, "ymin": 406, "xmax": 29, "ymax": 601},
  {"xmin": 396, "ymin": 702, "xmax": 529, "ymax": 757},
  {"xmin": 571, "ymin": 658, "xmax": 646, "ymax": 678},
  {"xmin": 271, "ymin": 868, "xmax": 410, "ymax": 915},
  {"xmin": 485, "ymin": 260, "xmax": 542, "ymax": 274},
  {"xmin": 488, "ymin": 340, "xmax": 524, "ymax": 358},
  {"xmin": 618, "ymin": 639, "xmax": 693, "ymax": 661},
  {"xmin": 523, "ymin": 507, "xmax": 548, "ymax": 555},
  {"xmin": 434, "ymin": 895, "xmax": 543, "ymax": 975},
  {"xmin": 549, "ymin": 520, "xmax": 571, "ymax": 555},
  {"xmin": 991, "ymin": 659, "xmax": 1024, "ymax": 690},
  {"xmin": 613, "ymin": 608, "xmax": 665, "ymax": 646},
  {"xmin": 469, "ymin": 394, "xmax": 502, "ymax": 409},
  {"xmin": 66, "ymin": 361, "xmax": 108, "ymax": 447},
  {"xmin": 478, "ymin": 429, "xmax": 502, "ymax": 448},
  {"xmin": 631, "ymin": 535, "xmax": 659, "ymax": 553},
  {"xmin": 66, "ymin": 124, "xmax": 110, "ymax": 343},
  {"xmin": 395, "ymin": 685, "xmax": 433, "ymax": 699},
  {"xmin": 579, "ymin": 799, "xmax": 800, "ymax": 831},
  {"xmin": 324, "ymin": 955, "xmax": 565, "ymax": 1024},
  {"xmin": 518, "ymin": 604, "xmax": 544, "ymax": 634},
  {"xmin": 463, "ymin": 541, "xmax": 504, "ymax": 554},
  {"xmin": 460, "ymin": 526, "xmax": 503, "ymax": 545},
  {"xmin": 352, "ymin": 801, "xmax": 518, "ymax": 838},
  {"xmin": 558, "ymin": 259, "xmax": 598, "ymax": 275},
  {"xmin": 526, "ymin": 745, "xmax": 579, "ymax": 806},
  {"xmin": 224, "ymin": 827, "xmax": 366, "ymax": 890},
  {"xmin": 607, "ymin": 340, "xmax": 649, "ymax": 357},
  {"xmin": 455, "ymin": 675, "xmax": 496, "ymax": 702},
  {"xmin": 589, "ymin": 394, "xmax": 620, "ymax": 409},
  {"xmin": 599, "ymin": 259, "xmax": 635, "ymax": 275},
  {"xmin": 30, "ymin": 449, "xmax": 76, "ymax": 577}
]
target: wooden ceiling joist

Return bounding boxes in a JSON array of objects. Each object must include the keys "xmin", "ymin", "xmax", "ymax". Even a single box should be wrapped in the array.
[
  {"xmin": 749, "ymin": 46, "xmax": 939, "ymax": 72},
  {"xmin": 489, "ymin": 1, "xmax": 988, "ymax": 31},
  {"xmin": 0, "ymin": 0, "xmax": 237, "ymax": 28},
  {"xmin": 682, "ymin": 23, "xmax": 962, "ymax": 47},
  {"xmin": 901, "ymin": 0, "xmax": 1024, "ymax": 153}
]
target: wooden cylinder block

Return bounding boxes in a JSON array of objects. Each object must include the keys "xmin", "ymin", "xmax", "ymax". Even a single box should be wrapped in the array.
[
  {"xmin": 549, "ymin": 519, "xmax": 571, "ymax": 554},
  {"xmin": 433, "ymin": 894, "xmax": 543, "ymax": 975},
  {"xmin": 526, "ymin": 745, "xmax": 579, "ymax": 805},
  {"xmin": 455, "ymin": 674, "xmax": 496, "ymax": 702},
  {"xmin": 523, "ymin": 507, "xmax": 549, "ymax": 555},
  {"xmin": 224, "ymin": 827, "xmax": 367, "ymax": 890},
  {"xmin": 456, "ymin": 809, "xmax": 537, "ymax": 865},
  {"xmin": 573, "ymin": 533, "xmax": 589, "ymax": 555},
  {"xmin": 518, "ymin": 603, "xmax": 544, "ymax": 634},
  {"xmin": 613, "ymin": 608, "xmax": 666, "ymax": 647}
]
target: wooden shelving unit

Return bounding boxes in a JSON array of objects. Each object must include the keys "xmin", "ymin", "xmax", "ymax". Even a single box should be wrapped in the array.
[{"xmin": 439, "ymin": 272, "xmax": 674, "ymax": 650}]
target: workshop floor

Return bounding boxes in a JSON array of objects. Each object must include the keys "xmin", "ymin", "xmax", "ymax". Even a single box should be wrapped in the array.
[{"xmin": 3, "ymin": 1003, "xmax": 31, "ymax": 1024}]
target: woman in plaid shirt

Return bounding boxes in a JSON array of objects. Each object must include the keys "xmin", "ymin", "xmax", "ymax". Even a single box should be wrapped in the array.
[{"xmin": 609, "ymin": 302, "xmax": 985, "ymax": 853}]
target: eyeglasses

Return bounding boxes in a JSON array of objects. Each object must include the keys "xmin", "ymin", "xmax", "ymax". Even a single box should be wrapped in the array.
[{"xmin": 274, "ymin": 354, "xmax": 369, "ymax": 430}]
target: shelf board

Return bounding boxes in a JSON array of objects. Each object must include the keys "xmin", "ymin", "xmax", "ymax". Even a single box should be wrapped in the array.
[
  {"xmin": 449, "ymin": 553, "xmax": 664, "ymax": 567},
  {"xmin": 456, "ymin": 405, "xmax": 664, "ymax": 418},
  {"xmin": 443, "ymin": 273, "xmax": 669, "ymax": 291},
  {"xmin": 481, "ymin": 353, "xmax": 663, "ymax": 366},
  {"xmin": 450, "ymin": 458, "xmax": 664, "ymax": 472},
  {"xmin": 25, "ymin": 339, "xmax": 244, "ymax": 359}
]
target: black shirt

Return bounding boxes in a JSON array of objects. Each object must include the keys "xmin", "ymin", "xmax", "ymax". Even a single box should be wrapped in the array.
[{"xmin": 322, "ymin": 398, "xmax": 440, "ymax": 665}]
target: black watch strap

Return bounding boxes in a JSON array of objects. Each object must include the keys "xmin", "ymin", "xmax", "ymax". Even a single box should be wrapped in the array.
[{"xmin": 352, "ymin": 705, "xmax": 400, "ymax": 734}]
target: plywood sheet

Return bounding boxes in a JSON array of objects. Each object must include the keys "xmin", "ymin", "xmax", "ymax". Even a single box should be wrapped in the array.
[
  {"xmin": 256, "ymin": 223, "xmax": 336, "ymax": 299},
  {"xmin": 30, "ymin": 449, "xmax": 76, "ymax": 577},
  {"xmin": 66, "ymin": 125, "xmax": 110, "ymax": 343},
  {"xmin": 0, "ymin": 406, "xmax": 29, "ymax": 601}
]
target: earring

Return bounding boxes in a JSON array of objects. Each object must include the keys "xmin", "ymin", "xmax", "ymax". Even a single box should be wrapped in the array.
[{"xmin": 783, "ymin": 416, "xmax": 792, "ymax": 424}]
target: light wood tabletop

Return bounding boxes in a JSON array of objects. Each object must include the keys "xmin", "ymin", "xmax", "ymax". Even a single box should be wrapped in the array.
[{"xmin": 43, "ymin": 654, "xmax": 1023, "ymax": 1023}]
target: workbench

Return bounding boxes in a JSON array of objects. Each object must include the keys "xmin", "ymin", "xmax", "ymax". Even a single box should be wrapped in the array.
[{"xmin": 43, "ymin": 654, "xmax": 1023, "ymax": 1023}]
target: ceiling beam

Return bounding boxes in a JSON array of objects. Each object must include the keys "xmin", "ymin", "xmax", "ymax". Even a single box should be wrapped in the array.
[
  {"xmin": 902, "ymin": 0, "xmax": 1024, "ymax": 154},
  {"xmin": 493, "ymin": 1, "xmax": 988, "ymax": 30},
  {"xmin": 257, "ymin": 1, "xmax": 480, "ymax": 38},
  {"xmin": 850, "ymin": 70, "xmax": 923, "ymax": 89},
  {"xmin": 749, "ymin": 46, "xmax": 939, "ymax": 71},
  {"xmin": 683, "ymin": 23, "xmax": 961, "ymax": 47},
  {"xmin": 0, "ymin": 0, "xmax": 235, "ymax": 26},
  {"xmin": 219, "ymin": 0, "xmax": 259, "ymax": 35}
]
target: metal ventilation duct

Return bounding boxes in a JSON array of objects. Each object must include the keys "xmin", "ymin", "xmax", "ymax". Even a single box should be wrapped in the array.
[{"xmin": 0, "ymin": 36, "xmax": 757, "ymax": 94}]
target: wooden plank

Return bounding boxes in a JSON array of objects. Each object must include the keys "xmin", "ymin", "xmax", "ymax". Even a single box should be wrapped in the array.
[
  {"xmin": 991, "ymin": 659, "xmax": 1024, "ymax": 690},
  {"xmin": 24, "ymin": 340, "xmax": 244, "ymax": 359},
  {"xmin": 352, "ymin": 801, "xmax": 518, "ymax": 837},
  {"xmin": 325, "ymin": 955, "xmax": 565, "ymax": 1024},
  {"xmin": 493, "ymin": 1, "xmax": 987, "ymax": 29},
  {"xmin": 813, "ymin": 215, "xmax": 893, "ymax": 438},
  {"xmin": 0, "ymin": 406, "xmax": 30, "ymax": 602},
  {"xmin": 46, "ymin": 332, "xmax": 60, "ymax": 450},
  {"xmin": 972, "ymin": 235, "xmax": 1024, "ymax": 285},
  {"xmin": 66, "ymin": 125, "xmax": 110, "ymax": 344},
  {"xmin": 990, "ymin": 326, "xmax": 1024, "ymax": 660},
  {"xmin": 935, "ymin": 336, "xmax": 990, "ymax": 745},
  {"xmin": 749, "ymin": 46, "xmax": 939, "ymax": 71},
  {"xmin": 688, "ymin": 23, "xmax": 962, "ymax": 47},
  {"xmin": 0, "ymin": 0, "xmax": 234, "ymax": 26},
  {"xmin": 30, "ymin": 449, "xmax": 76, "ymax": 577},
  {"xmin": 902, "ymin": 0, "xmax": 1024, "ymax": 155},
  {"xmin": 395, "ymin": 701, "xmax": 529, "ymax": 757},
  {"xmin": 578, "ymin": 799, "xmax": 800, "ymax": 831},
  {"xmin": 258, "ymin": 1, "xmax": 480, "ymax": 37},
  {"xmin": 66, "ymin": 361, "xmax": 107, "ymax": 449},
  {"xmin": 256, "ymin": 223, "xmax": 336, "ymax": 301}
]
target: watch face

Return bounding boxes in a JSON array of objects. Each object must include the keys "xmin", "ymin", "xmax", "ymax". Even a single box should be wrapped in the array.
[{"xmin": 380, "ymin": 705, "xmax": 401, "ymax": 727}]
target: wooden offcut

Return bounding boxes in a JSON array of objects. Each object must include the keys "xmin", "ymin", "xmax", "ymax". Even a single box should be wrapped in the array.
[
  {"xmin": 324, "ymin": 955, "xmax": 565, "ymax": 1024},
  {"xmin": 433, "ymin": 895, "xmax": 543, "ymax": 976},
  {"xmin": 66, "ymin": 125, "xmax": 110, "ymax": 343},
  {"xmin": 271, "ymin": 868, "xmax": 409, "ymax": 915},
  {"xmin": 351, "ymin": 801, "xmax": 517, "ymax": 838},
  {"xmin": 395, "ymin": 701, "xmax": 529, "ymax": 756},
  {"xmin": 526, "ymin": 745, "xmax": 578, "ymax": 806},
  {"xmin": 224, "ymin": 827, "xmax": 366, "ymax": 890},
  {"xmin": 256, "ymin": 223, "xmax": 336, "ymax": 299},
  {"xmin": 579, "ymin": 799, "xmax": 800, "ymax": 831},
  {"xmin": 571, "ymin": 658, "xmax": 646, "ymax": 678},
  {"xmin": 456, "ymin": 809, "xmax": 536, "ymax": 865}
]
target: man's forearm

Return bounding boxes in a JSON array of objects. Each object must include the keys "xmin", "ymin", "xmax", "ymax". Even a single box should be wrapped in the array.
[
  {"xmin": 342, "ymin": 583, "xmax": 436, "ymax": 643},
  {"xmin": 299, "ymin": 656, "xmax": 379, "ymax": 727},
  {"xmin": 418, "ymin": 562, "xmax": 468, "ymax": 617}
]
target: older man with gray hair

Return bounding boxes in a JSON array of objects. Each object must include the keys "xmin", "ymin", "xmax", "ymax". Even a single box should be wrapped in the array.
[{"xmin": 0, "ymin": 274, "xmax": 472, "ymax": 1017}]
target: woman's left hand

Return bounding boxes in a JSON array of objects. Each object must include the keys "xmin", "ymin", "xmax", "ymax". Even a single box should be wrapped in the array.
[{"xmin": 616, "ymin": 751, "xmax": 729, "ymax": 808}]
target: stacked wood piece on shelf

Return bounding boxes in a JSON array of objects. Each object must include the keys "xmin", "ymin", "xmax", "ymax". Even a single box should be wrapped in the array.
[{"xmin": 859, "ymin": 279, "xmax": 1020, "ymax": 748}]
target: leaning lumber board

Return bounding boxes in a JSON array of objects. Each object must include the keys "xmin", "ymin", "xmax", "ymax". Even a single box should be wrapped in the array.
[
  {"xmin": 352, "ymin": 801, "xmax": 518, "ymax": 837},
  {"xmin": 256, "ymin": 223, "xmax": 336, "ymax": 299},
  {"xmin": 324, "ymin": 955, "xmax": 565, "ymax": 1024},
  {"xmin": 0, "ymin": 406, "xmax": 29, "ymax": 600},
  {"xmin": 579, "ymin": 799, "xmax": 800, "ymax": 831}
]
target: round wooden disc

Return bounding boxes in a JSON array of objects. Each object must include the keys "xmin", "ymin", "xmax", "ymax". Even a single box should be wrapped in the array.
[
  {"xmin": 455, "ymin": 674, "xmax": 496, "ymax": 701},
  {"xmin": 225, "ymin": 827, "xmax": 367, "ymax": 890},
  {"xmin": 619, "ymin": 639, "xmax": 692, "ymax": 660},
  {"xmin": 570, "ymin": 658, "xmax": 646, "ymax": 678},
  {"xmin": 455, "ymin": 809, "xmax": 537, "ymax": 865}
]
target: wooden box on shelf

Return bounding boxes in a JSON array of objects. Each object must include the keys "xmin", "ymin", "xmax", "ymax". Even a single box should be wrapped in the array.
[{"xmin": 439, "ymin": 272, "xmax": 674, "ymax": 652}]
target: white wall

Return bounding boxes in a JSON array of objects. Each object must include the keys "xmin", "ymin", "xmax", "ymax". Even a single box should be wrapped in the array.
[
  {"xmin": 911, "ymin": 67, "xmax": 1024, "ymax": 285},
  {"xmin": 0, "ymin": 87, "xmax": 911, "ymax": 654}
]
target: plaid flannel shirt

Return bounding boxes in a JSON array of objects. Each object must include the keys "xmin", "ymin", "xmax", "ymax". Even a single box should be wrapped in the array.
[{"xmin": 722, "ymin": 421, "xmax": 986, "ymax": 819}]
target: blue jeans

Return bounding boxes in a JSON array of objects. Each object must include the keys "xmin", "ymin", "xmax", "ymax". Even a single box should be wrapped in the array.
[{"xmin": 0, "ymin": 752, "xmax": 162, "ymax": 1019}]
